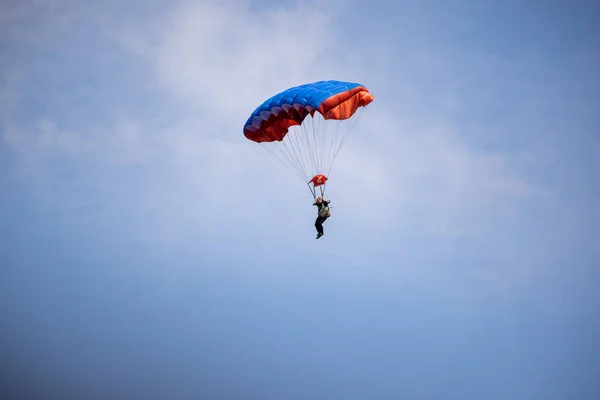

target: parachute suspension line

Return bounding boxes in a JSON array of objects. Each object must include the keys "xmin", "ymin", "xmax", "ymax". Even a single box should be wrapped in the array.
[
  {"xmin": 308, "ymin": 113, "xmax": 321, "ymax": 175},
  {"xmin": 298, "ymin": 119, "xmax": 318, "ymax": 181},
  {"xmin": 281, "ymin": 130, "xmax": 309, "ymax": 180},
  {"xmin": 266, "ymin": 143, "xmax": 306, "ymax": 181},
  {"xmin": 340, "ymin": 107, "xmax": 365, "ymax": 152},
  {"xmin": 259, "ymin": 142, "xmax": 305, "ymax": 182},
  {"xmin": 324, "ymin": 117, "xmax": 343, "ymax": 176},
  {"xmin": 286, "ymin": 119, "xmax": 322, "ymax": 181},
  {"xmin": 311, "ymin": 115, "xmax": 328, "ymax": 180},
  {"xmin": 297, "ymin": 114, "xmax": 321, "ymax": 182},
  {"xmin": 278, "ymin": 137, "xmax": 307, "ymax": 180},
  {"xmin": 319, "ymin": 115, "xmax": 331, "ymax": 176},
  {"xmin": 285, "ymin": 120, "xmax": 307, "ymax": 181},
  {"xmin": 301, "ymin": 114, "xmax": 329, "ymax": 200},
  {"xmin": 327, "ymin": 106, "xmax": 365, "ymax": 178},
  {"xmin": 312, "ymin": 115, "xmax": 321, "ymax": 174},
  {"xmin": 313, "ymin": 116, "xmax": 323, "ymax": 172},
  {"xmin": 308, "ymin": 112, "xmax": 341, "ymax": 179},
  {"xmin": 298, "ymin": 117, "xmax": 319, "ymax": 179}
]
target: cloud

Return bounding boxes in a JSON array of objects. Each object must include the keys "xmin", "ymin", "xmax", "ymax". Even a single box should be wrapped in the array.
[
  {"xmin": 109, "ymin": 0, "xmax": 544, "ymax": 223},
  {"xmin": 2, "ymin": 0, "xmax": 584, "ymax": 302},
  {"xmin": 1, "ymin": 0, "xmax": 547, "ymax": 242},
  {"xmin": 112, "ymin": 1, "xmax": 338, "ymax": 113}
]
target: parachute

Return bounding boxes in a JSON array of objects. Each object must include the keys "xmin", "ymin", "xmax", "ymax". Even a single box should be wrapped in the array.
[{"xmin": 243, "ymin": 80, "xmax": 374, "ymax": 198}]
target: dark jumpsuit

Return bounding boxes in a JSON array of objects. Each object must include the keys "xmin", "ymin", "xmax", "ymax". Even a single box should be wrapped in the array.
[{"xmin": 314, "ymin": 200, "xmax": 330, "ymax": 235}]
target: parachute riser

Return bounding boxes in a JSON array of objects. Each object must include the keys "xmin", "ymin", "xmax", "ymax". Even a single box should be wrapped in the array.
[
  {"xmin": 308, "ymin": 182, "xmax": 326, "ymax": 200},
  {"xmin": 308, "ymin": 173, "xmax": 328, "ymax": 200}
]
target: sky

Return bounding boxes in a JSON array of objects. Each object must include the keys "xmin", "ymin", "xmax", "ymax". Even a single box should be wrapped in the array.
[{"xmin": 1, "ymin": 0, "xmax": 599, "ymax": 398}]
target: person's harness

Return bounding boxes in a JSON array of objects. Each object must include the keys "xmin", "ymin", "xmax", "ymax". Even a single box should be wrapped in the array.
[{"xmin": 318, "ymin": 203, "xmax": 331, "ymax": 218}]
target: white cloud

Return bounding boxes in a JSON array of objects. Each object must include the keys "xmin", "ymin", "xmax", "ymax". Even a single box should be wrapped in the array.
[
  {"xmin": 1, "ymin": 0, "xmax": 564, "ymax": 302},
  {"xmin": 114, "ymin": 1, "xmax": 341, "ymax": 116},
  {"xmin": 324, "ymin": 105, "xmax": 547, "ymax": 239},
  {"xmin": 113, "ymin": 1, "xmax": 540, "ymax": 210},
  {"xmin": 2, "ymin": 0, "xmax": 545, "ymax": 235}
]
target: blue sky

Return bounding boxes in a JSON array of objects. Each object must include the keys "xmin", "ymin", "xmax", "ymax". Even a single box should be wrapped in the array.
[{"xmin": 1, "ymin": 0, "xmax": 599, "ymax": 398}]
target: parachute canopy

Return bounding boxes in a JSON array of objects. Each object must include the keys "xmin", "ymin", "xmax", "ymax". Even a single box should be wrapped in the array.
[
  {"xmin": 243, "ymin": 80, "xmax": 374, "ymax": 197},
  {"xmin": 244, "ymin": 80, "xmax": 374, "ymax": 143}
]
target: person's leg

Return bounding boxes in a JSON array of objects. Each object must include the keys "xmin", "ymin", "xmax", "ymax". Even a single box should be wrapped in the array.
[
  {"xmin": 320, "ymin": 216, "xmax": 329, "ymax": 235},
  {"xmin": 315, "ymin": 217, "xmax": 324, "ymax": 236}
]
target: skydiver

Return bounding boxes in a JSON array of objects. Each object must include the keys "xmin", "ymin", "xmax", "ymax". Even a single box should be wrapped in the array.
[{"xmin": 313, "ymin": 196, "xmax": 331, "ymax": 239}]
